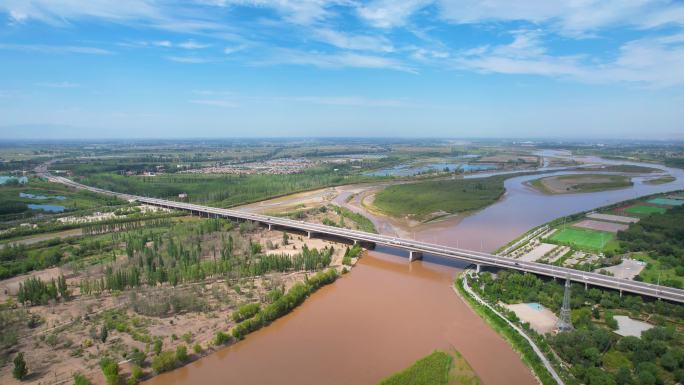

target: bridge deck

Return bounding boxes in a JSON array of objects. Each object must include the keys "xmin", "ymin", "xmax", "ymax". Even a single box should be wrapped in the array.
[{"xmin": 47, "ymin": 175, "xmax": 684, "ymax": 303}]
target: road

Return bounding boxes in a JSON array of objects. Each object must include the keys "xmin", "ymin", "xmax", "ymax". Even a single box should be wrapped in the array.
[{"xmin": 45, "ymin": 174, "xmax": 684, "ymax": 303}]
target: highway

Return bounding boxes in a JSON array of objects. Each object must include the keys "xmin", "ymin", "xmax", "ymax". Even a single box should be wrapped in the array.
[{"xmin": 46, "ymin": 174, "xmax": 684, "ymax": 303}]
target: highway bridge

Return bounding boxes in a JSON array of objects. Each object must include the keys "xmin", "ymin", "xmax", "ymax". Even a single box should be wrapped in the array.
[{"xmin": 46, "ymin": 174, "xmax": 684, "ymax": 303}]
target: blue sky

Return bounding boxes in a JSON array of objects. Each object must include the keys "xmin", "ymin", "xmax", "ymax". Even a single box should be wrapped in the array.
[{"xmin": 1, "ymin": 0, "xmax": 683, "ymax": 139}]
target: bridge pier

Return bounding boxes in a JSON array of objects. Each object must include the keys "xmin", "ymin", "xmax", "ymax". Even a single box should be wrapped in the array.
[
  {"xmin": 476, "ymin": 264, "xmax": 481, "ymax": 274},
  {"xmin": 268, "ymin": 223, "xmax": 272, "ymax": 231},
  {"xmin": 307, "ymin": 231, "xmax": 312, "ymax": 239},
  {"xmin": 409, "ymin": 250, "xmax": 423, "ymax": 262}
]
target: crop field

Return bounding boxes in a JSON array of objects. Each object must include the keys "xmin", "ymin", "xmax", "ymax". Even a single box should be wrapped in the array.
[
  {"xmin": 623, "ymin": 205, "xmax": 667, "ymax": 215},
  {"xmin": 549, "ymin": 227, "xmax": 614, "ymax": 250}
]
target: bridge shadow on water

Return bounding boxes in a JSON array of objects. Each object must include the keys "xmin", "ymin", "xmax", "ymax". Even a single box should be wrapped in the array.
[{"xmin": 371, "ymin": 244, "xmax": 474, "ymax": 270}]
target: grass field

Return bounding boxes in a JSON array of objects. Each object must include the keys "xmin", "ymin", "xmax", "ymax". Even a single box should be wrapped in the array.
[
  {"xmin": 549, "ymin": 227, "xmax": 614, "ymax": 250},
  {"xmin": 373, "ymin": 175, "xmax": 506, "ymax": 221},
  {"xmin": 624, "ymin": 205, "xmax": 667, "ymax": 215},
  {"xmin": 529, "ymin": 174, "xmax": 632, "ymax": 194},
  {"xmin": 633, "ymin": 254, "xmax": 684, "ymax": 288},
  {"xmin": 644, "ymin": 175, "xmax": 676, "ymax": 185},
  {"xmin": 376, "ymin": 351, "xmax": 481, "ymax": 385}
]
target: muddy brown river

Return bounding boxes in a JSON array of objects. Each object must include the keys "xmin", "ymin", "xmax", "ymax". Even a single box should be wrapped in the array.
[
  {"xmin": 145, "ymin": 156, "xmax": 683, "ymax": 385},
  {"xmin": 145, "ymin": 249, "xmax": 537, "ymax": 385}
]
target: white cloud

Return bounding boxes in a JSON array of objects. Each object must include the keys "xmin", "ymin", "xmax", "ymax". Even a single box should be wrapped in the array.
[
  {"xmin": 204, "ymin": 0, "xmax": 345, "ymax": 25},
  {"xmin": 1, "ymin": 0, "xmax": 162, "ymax": 26},
  {"xmin": 454, "ymin": 30, "xmax": 684, "ymax": 87},
  {"xmin": 178, "ymin": 40, "xmax": 211, "ymax": 49},
  {"xmin": 357, "ymin": 0, "xmax": 431, "ymax": 28},
  {"xmin": 278, "ymin": 95, "xmax": 412, "ymax": 107},
  {"xmin": 438, "ymin": 0, "xmax": 684, "ymax": 37},
  {"xmin": 314, "ymin": 28, "xmax": 394, "ymax": 52},
  {"xmin": 224, "ymin": 45, "xmax": 247, "ymax": 54},
  {"xmin": 165, "ymin": 56, "xmax": 215, "ymax": 63},
  {"xmin": 0, "ymin": 0, "xmax": 237, "ymax": 36},
  {"xmin": 190, "ymin": 99, "xmax": 239, "ymax": 107},
  {"xmin": 263, "ymin": 49, "xmax": 415, "ymax": 72},
  {"xmin": 35, "ymin": 81, "xmax": 80, "ymax": 88},
  {"xmin": 0, "ymin": 43, "xmax": 113, "ymax": 55}
]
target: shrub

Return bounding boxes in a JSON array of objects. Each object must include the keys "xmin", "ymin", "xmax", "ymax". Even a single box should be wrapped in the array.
[
  {"xmin": 232, "ymin": 270, "xmax": 338, "ymax": 340},
  {"xmin": 176, "ymin": 345, "xmax": 188, "ymax": 362},
  {"xmin": 214, "ymin": 331, "xmax": 230, "ymax": 345},
  {"xmin": 99, "ymin": 357, "xmax": 119, "ymax": 385},
  {"xmin": 127, "ymin": 365, "xmax": 143, "ymax": 385},
  {"xmin": 231, "ymin": 303, "xmax": 260, "ymax": 322},
  {"xmin": 153, "ymin": 338, "xmax": 163, "ymax": 355},
  {"xmin": 151, "ymin": 351, "xmax": 177, "ymax": 374},
  {"xmin": 129, "ymin": 348, "xmax": 146, "ymax": 366},
  {"xmin": 73, "ymin": 373, "xmax": 93, "ymax": 385},
  {"xmin": 13, "ymin": 352, "xmax": 28, "ymax": 380},
  {"xmin": 193, "ymin": 343, "xmax": 202, "ymax": 354}
]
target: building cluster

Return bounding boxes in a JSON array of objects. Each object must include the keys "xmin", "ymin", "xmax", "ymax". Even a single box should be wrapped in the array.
[{"xmin": 181, "ymin": 158, "xmax": 315, "ymax": 175}]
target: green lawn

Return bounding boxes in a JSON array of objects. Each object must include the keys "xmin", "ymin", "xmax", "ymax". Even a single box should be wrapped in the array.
[
  {"xmin": 549, "ymin": 227, "xmax": 614, "ymax": 251},
  {"xmin": 377, "ymin": 352, "xmax": 452, "ymax": 385},
  {"xmin": 632, "ymin": 254, "xmax": 684, "ymax": 288},
  {"xmin": 624, "ymin": 205, "xmax": 667, "ymax": 215},
  {"xmin": 373, "ymin": 175, "xmax": 506, "ymax": 221}
]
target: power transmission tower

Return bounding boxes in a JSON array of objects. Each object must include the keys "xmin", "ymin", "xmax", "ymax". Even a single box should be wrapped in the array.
[{"xmin": 556, "ymin": 278, "xmax": 574, "ymax": 332}]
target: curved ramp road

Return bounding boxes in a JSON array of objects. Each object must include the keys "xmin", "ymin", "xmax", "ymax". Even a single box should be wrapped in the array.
[{"xmin": 46, "ymin": 174, "xmax": 684, "ymax": 303}]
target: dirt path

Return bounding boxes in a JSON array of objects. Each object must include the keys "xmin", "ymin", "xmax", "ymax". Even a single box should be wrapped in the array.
[{"xmin": 0, "ymin": 228, "xmax": 82, "ymax": 249}]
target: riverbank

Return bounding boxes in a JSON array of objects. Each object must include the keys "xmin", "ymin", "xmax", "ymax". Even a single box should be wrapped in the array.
[
  {"xmin": 0, "ymin": 218, "xmax": 361, "ymax": 385},
  {"xmin": 143, "ymin": 250, "xmax": 539, "ymax": 385},
  {"xmin": 455, "ymin": 272, "xmax": 562, "ymax": 385}
]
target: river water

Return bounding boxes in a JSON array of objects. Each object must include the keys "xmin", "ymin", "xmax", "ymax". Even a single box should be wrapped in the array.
[
  {"xmin": 145, "ymin": 249, "xmax": 538, "ymax": 385},
  {"xmin": 145, "ymin": 156, "xmax": 683, "ymax": 385},
  {"xmin": 417, "ymin": 157, "xmax": 684, "ymax": 251}
]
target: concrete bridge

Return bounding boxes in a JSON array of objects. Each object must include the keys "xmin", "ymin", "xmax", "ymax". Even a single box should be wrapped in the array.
[{"xmin": 46, "ymin": 174, "xmax": 684, "ymax": 303}]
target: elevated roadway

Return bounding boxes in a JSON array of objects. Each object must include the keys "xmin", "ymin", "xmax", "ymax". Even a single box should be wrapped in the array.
[{"xmin": 46, "ymin": 174, "xmax": 684, "ymax": 303}]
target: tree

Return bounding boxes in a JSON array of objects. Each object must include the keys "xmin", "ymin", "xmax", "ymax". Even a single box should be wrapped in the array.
[
  {"xmin": 637, "ymin": 371, "xmax": 656, "ymax": 385},
  {"xmin": 13, "ymin": 352, "xmax": 28, "ymax": 380},
  {"xmin": 614, "ymin": 367, "xmax": 633, "ymax": 385},
  {"xmin": 100, "ymin": 325, "xmax": 108, "ymax": 343}
]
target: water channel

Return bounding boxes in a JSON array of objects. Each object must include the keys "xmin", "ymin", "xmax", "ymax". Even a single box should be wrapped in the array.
[{"xmin": 145, "ymin": 156, "xmax": 683, "ymax": 385}]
